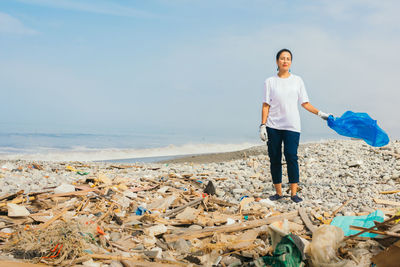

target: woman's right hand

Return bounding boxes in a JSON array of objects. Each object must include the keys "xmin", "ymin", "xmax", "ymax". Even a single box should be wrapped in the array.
[{"xmin": 259, "ymin": 124, "xmax": 267, "ymax": 141}]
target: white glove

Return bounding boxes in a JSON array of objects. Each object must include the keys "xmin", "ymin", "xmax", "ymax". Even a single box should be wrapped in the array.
[
  {"xmin": 318, "ymin": 110, "xmax": 331, "ymax": 120},
  {"xmin": 259, "ymin": 124, "xmax": 267, "ymax": 141}
]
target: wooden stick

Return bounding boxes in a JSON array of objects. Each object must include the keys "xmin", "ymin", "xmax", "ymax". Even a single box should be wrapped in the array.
[
  {"xmin": 95, "ymin": 203, "xmax": 116, "ymax": 224},
  {"xmin": 36, "ymin": 205, "xmax": 72, "ymax": 231},
  {"xmin": 349, "ymin": 225, "xmax": 400, "ymax": 238},
  {"xmin": 299, "ymin": 208, "xmax": 317, "ymax": 233},
  {"xmin": 208, "ymin": 196, "xmax": 235, "ymax": 207},
  {"xmin": 345, "ymin": 215, "xmax": 400, "ymax": 240},
  {"xmin": 222, "ymin": 244, "xmax": 259, "ymax": 256},
  {"xmin": 379, "ymin": 190, "xmax": 400, "ymax": 195},
  {"xmin": 331, "ymin": 197, "xmax": 353, "ymax": 217},
  {"xmin": 162, "ymin": 198, "xmax": 203, "ymax": 218}
]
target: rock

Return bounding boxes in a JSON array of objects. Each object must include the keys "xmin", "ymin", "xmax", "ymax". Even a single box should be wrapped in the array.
[
  {"xmin": 54, "ymin": 183, "xmax": 75, "ymax": 194},
  {"xmin": 222, "ymin": 256, "xmax": 241, "ymax": 266},
  {"xmin": 344, "ymin": 211, "xmax": 355, "ymax": 216},
  {"xmin": 109, "ymin": 261, "xmax": 123, "ymax": 267},
  {"xmin": 232, "ymin": 188, "xmax": 247, "ymax": 194},
  {"xmin": 157, "ymin": 186, "xmax": 169, "ymax": 193},
  {"xmin": 133, "ymin": 244, "xmax": 144, "ymax": 250},
  {"xmin": 110, "ymin": 232, "xmax": 121, "ymax": 242},
  {"xmin": 188, "ymin": 224, "xmax": 203, "ymax": 230},
  {"xmin": 7, "ymin": 203, "xmax": 30, "ymax": 217},
  {"xmin": 82, "ymin": 259, "xmax": 101, "ymax": 267},
  {"xmin": 172, "ymin": 238, "xmax": 190, "ymax": 254},
  {"xmin": 340, "ymin": 187, "xmax": 348, "ymax": 193},
  {"xmin": 143, "ymin": 237, "xmax": 156, "ymax": 247},
  {"xmin": 360, "ymin": 206, "xmax": 375, "ymax": 213},
  {"xmin": 144, "ymin": 224, "xmax": 167, "ymax": 237},
  {"xmin": 144, "ymin": 247, "xmax": 162, "ymax": 259},
  {"xmin": 148, "ymin": 195, "xmax": 176, "ymax": 211},
  {"xmin": 97, "ymin": 173, "xmax": 112, "ymax": 185},
  {"xmin": 175, "ymin": 207, "xmax": 200, "ymax": 221}
]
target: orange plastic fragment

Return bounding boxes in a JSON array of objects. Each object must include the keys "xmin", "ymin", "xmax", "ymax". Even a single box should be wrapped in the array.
[{"xmin": 96, "ymin": 226, "xmax": 105, "ymax": 235}]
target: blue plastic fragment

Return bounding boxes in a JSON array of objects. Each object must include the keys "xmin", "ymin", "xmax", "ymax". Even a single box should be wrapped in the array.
[
  {"xmin": 240, "ymin": 196, "xmax": 249, "ymax": 201},
  {"xmin": 135, "ymin": 206, "xmax": 150, "ymax": 215},
  {"xmin": 330, "ymin": 210, "xmax": 384, "ymax": 238},
  {"xmin": 327, "ymin": 111, "xmax": 389, "ymax": 147},
  {"xmin": 196, "ymin": 180, "xmax": 203, "ymax": 184}
]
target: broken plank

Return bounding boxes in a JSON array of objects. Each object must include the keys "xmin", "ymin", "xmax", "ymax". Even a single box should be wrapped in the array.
[
  {"xmin": 374, "ymin": 198, "xmax": 400, "ymax": 206},
  {"xmin": 38, "ymin": 188, "xmax": 98, "ymax": 199},
  {"xmin": 163, "ymin": 210, "xmax": 298, "ymax": 242}
]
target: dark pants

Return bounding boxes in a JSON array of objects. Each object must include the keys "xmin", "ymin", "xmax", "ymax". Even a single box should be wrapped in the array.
[{"xmin": 266, "ymin": 127, "xmax": 300, "ymax": 184}]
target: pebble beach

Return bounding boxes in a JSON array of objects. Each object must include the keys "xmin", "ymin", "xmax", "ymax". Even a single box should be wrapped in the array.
[
  {"xmin": 1, "ymin": 139, "xmax": 399, "ymax": 213},
  {"xmin": 0, "ymin": 139, "xmax": 399, "ymax": 266}
]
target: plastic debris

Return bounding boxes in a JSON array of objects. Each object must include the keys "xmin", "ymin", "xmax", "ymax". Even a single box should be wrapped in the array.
[
  {"xmin": 330, "ymin": 210, "xmax": 384, "ymax": 238},
  {"xmin": 327, "ymin": 111, "xmax": 389, "ymax": 147}
]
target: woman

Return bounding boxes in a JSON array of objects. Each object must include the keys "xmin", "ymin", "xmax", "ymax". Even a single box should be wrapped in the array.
[{"xmin": 259, "ymin": 48, "xmax": 330, "ymax": 203}]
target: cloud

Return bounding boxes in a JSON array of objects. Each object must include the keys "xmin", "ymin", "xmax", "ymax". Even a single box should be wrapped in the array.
[
  {"xmin": 14, "ymin": 0, "xmax": 157, "ymax": 18},
  {"xmin": 0, "ymin": 12, "xmax": 37, "ymax": 35}
]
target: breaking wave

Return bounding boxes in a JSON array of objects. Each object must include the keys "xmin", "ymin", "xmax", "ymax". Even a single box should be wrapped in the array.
[{"xmin": 0, "ymin": 142, "xmax": 258, "ymax": 162}]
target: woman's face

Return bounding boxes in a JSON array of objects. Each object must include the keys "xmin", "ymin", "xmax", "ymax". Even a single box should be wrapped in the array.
[{"xmin": 276, "ymin": 51, "xmax": 292, "ymax": 72}]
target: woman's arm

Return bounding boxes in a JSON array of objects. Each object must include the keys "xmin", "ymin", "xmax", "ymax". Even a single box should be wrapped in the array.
[
  {"xmin": 301, "ymin": 102, "xmax": 319, "ymax": 115},
  {"xmin": 261, "ymin": 102, "xmax": 270, "ymax": 124}
]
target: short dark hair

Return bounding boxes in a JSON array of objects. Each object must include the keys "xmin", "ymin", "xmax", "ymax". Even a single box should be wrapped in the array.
[{"xmin": 276, "ymin": 48, "xmax": 293, "ymax": 61}]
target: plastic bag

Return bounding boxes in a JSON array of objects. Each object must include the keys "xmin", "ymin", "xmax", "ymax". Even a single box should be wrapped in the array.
[
  {"xmin": 307, "ymin": 225, "xmax": 346, "ymax": 266},
  {"xmin": 262, "ymin": 233, "xmax": 306, "ymax": 267},
  {"xmin": 327, "ymin": 111, "xmax": 389, "ymax": 147}
]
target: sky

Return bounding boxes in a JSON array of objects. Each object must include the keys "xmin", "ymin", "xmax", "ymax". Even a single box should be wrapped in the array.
[{"xmin": 0, "ymin": 0, "xmax": 399, "ymax": 144}]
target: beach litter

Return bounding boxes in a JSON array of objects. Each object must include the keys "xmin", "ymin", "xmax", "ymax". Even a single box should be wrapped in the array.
[{"xmin": 0, "ymin": 139, "xmax": 398, "ymax": 266}]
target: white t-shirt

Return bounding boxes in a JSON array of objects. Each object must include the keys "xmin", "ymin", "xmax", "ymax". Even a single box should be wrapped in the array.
[{"xmin": 263, "ymin": 74, "xmax": 309, "ymax": 133}]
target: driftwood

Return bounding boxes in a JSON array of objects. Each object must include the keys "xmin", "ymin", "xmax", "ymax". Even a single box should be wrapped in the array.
[
  {"xmin": 374, "ymin": 198, "xmax": 400, "ymax": 206},
  {"xmin": 299, "ymin": 208, "xmax": 317, "ymax": 233},
  {"xmin": 162, "ymin": 198, "xmax": 203, "ymax": 218},
  {"xmin": 332, "ymin": 197, "xmax": 354, "ymax": 217},
  {"xmin": 163, "ymin": 210, "xmax": 298, "ymax": 242},
  {"xmin": 379, "ymin": 190, "xmax": 400, "ymax": 195}
]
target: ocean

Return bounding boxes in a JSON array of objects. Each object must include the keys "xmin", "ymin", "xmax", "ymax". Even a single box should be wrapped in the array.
[{"xmin": 0, "ymin": 132, "xmax": 259, "ymax": 162}]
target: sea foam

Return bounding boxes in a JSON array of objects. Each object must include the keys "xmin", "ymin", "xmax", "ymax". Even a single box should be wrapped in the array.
[{"xmin": 0, "ymin": 142, "xmax": 258, "ymax": 162}]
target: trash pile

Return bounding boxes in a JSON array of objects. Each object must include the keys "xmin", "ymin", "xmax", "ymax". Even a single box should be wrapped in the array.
[{"xmin": 0, "ymin": 140, "xmax": 399, "ymax": 266}]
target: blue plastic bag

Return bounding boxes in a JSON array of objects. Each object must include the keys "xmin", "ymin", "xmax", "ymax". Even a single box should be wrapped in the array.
[
  {"xmin": 330, "ymin": 210, "xmax": 384, "ymax": 238},
  {"xmin": 327, "ymin": 111, "xmax": 389, "ymax": 147}
]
